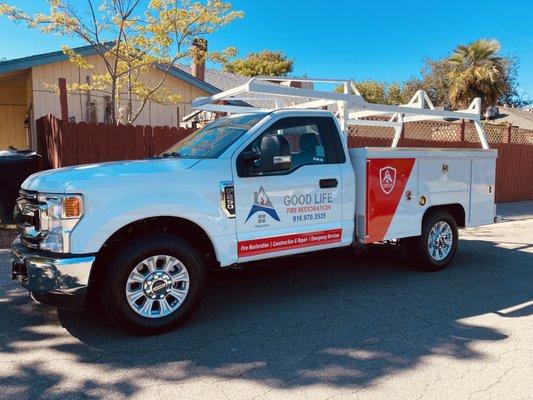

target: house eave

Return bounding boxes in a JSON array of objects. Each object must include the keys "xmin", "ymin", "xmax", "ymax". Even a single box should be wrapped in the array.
[{"xmin": 0, "ymin": 43, "xmax": 220, "ymax": 95}]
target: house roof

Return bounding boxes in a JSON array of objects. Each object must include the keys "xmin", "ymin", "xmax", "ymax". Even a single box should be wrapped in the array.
[
  {"xmin": 0, "ymin": 44, "xmax": 220, "ymax": 95},
  {"xmin": 180, "ymin": 65, "xmax": 249, "ymax": 91},
  {"xmin": 180, "ymin": 65, "xmax": 312, "ymax": 109},
  {"xmin": 0, "ymin": 44, "xmax": 310, "ymax": 114},
  {"xmin": 491, "ymin": 106, "xmax": 533, "ymax": 130}
]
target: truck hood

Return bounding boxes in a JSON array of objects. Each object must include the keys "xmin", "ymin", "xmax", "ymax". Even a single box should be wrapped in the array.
[{"xmin": 22, "ymin": 158, "xmax": 201, "ymax": 193}]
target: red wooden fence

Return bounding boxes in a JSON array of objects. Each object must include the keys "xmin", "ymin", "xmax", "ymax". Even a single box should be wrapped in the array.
[
  {"xmin": 37, "ymin": 114, "xmax": 194, "ymax": 169},
  {"xmin": 37, "ymin": 114, "xmax": 533, "ymax": 203},
  {"xmin": 348, "ymin": 135, "xmax": 533, "ymax": 203}
]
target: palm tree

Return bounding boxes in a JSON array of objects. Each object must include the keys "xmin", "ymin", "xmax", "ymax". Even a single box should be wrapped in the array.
[{"xmin": 447, "ymin": 39, "xmax": 508, "ymax": 109}]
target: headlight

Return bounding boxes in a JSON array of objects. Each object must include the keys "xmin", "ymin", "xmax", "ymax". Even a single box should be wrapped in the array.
[{"xmin": 37, "ymin": 194, "xmax": 84, "ymax": 253}]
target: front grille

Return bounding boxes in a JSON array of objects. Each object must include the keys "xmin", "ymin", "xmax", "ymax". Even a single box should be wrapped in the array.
[
  {"xmin": 14, "ymin": 205, "xmax": 40, "ymax": 230},
  {"xmin": 14, "ymin": 190, "xmax": 45, "ymax": 248}
]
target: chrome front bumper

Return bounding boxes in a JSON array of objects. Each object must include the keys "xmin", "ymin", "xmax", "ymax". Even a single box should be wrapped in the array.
[{"xmin": 11, "ymin": 238, "xmax": 95, "ymax": 310}]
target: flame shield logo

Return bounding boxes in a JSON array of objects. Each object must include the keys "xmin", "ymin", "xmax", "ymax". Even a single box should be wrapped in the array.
[
  {"xmin": 379, "ymin": 166, "xmax": 397, "ymax": 194},
  {"xmin": 245, "ymin": 186, "xmax": 280, "ymax": 223}
]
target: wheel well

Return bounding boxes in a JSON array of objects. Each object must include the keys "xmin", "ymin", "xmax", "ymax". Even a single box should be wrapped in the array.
[
  {"xmin": 89, "ymin": 217, "xmax": 218, "ymax": 293},
  {"xmin": 100, "ymin": 216, "xmax": 217, "ymax": 264},
  {"xmin": 423, "ymin": 204, "xmax": 466, "ymax": 228}
]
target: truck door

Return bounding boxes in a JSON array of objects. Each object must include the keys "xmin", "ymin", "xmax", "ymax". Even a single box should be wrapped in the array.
[{"xmin": 232, "ymin": 116, "xmax": 345, "ymax": 261}]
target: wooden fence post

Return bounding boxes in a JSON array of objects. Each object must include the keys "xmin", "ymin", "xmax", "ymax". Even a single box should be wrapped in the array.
[
  {"xmin": 58, "ymin": 78, "xmax": 69, "ymax": 121},
  {"xmin": 35, "ymin": 117, "xmax": 50, "ymax": 170},
  {"xmin": 507, "ymin": 123, "xmax": 512, "ymax": 144}
]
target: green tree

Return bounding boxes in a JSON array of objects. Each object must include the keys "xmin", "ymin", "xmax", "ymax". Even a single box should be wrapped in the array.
[
  {"xmin": 354, "ymin": 80, "xmax": 387, "ymax": 104},
  {"xmin": 335, "ymin": 80, "xmax": 412, "ymax": 105},
  {"xmin": 418, "ymin": 58, "xmax": 454, "ymax": 107},
  {"xmin": 400, "ymin": 77, "xmax": 425, "ymax": 104},
  {"xmin": 223, "ymin": 50, "xmax": 293, "ymax": 77},
  {"xmin": 498, "ymin": 54, "xmax": 530, "ymax": 108},
  {"xmin": 0, "ymin": 0, "xmax": 243, "ymax": 124},
  {"xmin": 447, "ymin": 39, "xmax": 507, "ymax": 109},
  {"xmin": 386, "ymin": 82, "xmax": 404, "ymax": 105},
  {"xmin": 336, "ymin": 39, "xmax": 529, "ymax": 109}
]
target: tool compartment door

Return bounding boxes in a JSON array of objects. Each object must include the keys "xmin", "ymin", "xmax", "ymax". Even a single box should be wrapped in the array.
[
  {"xmin": 365, "ymin": 157, "xmax": 417, "ymax": 243},
  {"xmin": 469, "ymin": 157, "xmax": 496, "ymax": 225}
]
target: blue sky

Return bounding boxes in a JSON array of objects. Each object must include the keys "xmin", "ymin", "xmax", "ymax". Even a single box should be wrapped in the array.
[{"xmin": 1, "ymin": 0, "xmax": 532, "ymax": 100}]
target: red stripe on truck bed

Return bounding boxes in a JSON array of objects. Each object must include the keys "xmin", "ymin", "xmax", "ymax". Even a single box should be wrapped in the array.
[
  {"xmin": 238, "ymin": 229, "xmax": 342, "ymax": 257},
  {"xmin": 366, "ymin": 158, "xmax": 415, "ymax": 243}
]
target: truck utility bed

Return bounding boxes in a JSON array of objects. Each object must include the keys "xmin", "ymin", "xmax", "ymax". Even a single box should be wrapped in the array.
[{"xmin": 350, "ymin": 147, "xmax": 497, "ymax": 244}]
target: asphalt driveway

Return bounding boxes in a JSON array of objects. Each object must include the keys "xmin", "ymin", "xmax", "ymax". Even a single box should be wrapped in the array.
[{"xmin": 0, "ymin": 219, "xmax": 532, "ymax": 400}]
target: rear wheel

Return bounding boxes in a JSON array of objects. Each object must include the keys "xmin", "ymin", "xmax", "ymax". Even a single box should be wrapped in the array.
[
  {"xmin": 406, "ymin": 210, "xmax": 458, "ymax": 271},
  {"xmin": 102, "ymin": 234, "xmax": 206, "ymax": 334}
]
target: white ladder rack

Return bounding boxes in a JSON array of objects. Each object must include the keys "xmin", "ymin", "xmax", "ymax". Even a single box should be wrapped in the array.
[{"xmin": 191, "ymin": 76, "xmax": 489, "ymax": 149}]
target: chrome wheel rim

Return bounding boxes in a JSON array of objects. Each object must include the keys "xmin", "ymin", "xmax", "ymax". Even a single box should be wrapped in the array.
[
  {"xmin": 427, "ymin": 221, "xmax": 453, "ymax": 261},
  {"xmin": 125, "ymin": 255, "xmax": 190, "ymax": 318}
]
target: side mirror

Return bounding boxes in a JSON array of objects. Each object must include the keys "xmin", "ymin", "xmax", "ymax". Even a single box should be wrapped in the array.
[
  {"xmin": 259, "ymin": 134, "xmax": 292, "ymax": 173},
  {"xmin": 241, "ymin": 149, "xmax": 262, "ymax": 171}
]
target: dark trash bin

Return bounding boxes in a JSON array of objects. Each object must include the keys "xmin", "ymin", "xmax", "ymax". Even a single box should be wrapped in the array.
[{"xmin": 0, "ymin": 149, "xmax": 41, "ymax": 224}]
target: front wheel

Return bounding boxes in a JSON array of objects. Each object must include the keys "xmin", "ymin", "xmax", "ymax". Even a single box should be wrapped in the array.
[
  {"xmin": 406, "ymin": 210, "xmax": 458, "ymax": 271},
  {"xmin": 102, "ymin": 234, "xmax": 206, "ymax": 334}
]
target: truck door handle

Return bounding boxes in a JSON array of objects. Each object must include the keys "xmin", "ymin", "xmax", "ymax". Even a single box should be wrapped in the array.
[{"xmin": 319, "ymin": 178, "xmax": 338, "ymax": 188}]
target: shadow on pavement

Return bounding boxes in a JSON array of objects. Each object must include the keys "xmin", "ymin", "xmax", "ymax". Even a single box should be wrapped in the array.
[{"xmin": 0, "ymin": 235, "xmax": 531, "ymax": 399}]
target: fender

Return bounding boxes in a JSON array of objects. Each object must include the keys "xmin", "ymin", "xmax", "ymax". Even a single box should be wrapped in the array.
[
  {"xmin": 65, "ymin": 159, "xmax": 238, "ymax": 266},
  {"xmin": 421, "ymin": 203, "xmax": 466, "ymax": 227}
]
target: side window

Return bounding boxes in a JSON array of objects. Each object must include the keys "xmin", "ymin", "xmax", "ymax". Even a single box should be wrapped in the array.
[
  {"xmin": 279, "ymin": 122, "xmax": 326, "ymax": 167},
  {"xmin": 238, "ymin": 117, "xmax": 344, "ymax": 177}
]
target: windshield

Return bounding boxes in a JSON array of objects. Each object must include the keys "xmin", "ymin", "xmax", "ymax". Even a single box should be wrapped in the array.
[{"xmin": 161, "ymin": 113, "xmax": 267, "ymax": 159}]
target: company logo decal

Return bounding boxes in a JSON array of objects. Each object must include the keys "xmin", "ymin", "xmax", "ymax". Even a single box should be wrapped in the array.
[
  {"xmin": 379, "ymin": 166, "xmax": 396, "ymax": 194},
  {"xmin": 245, "ymin": 186, "xmax": 280, "ymax": 223}
]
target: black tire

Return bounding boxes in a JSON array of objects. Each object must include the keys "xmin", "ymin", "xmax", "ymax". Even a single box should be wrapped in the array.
[
  {"xmin": 102, "ymin": 233, "xmax": 206, "ymax": 334},
  {"xmin": 406, "ymin": 210, "xmax": 458, "ymax": 272}
]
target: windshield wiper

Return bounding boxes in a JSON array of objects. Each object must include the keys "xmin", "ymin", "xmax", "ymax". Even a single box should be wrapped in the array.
[{"xmin": 159, "ymin": 151, "xmax": 186, "ymax": 158}]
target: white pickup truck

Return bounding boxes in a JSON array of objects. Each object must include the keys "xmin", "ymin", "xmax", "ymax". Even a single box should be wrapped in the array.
[{"xmin": 11, "ymin": 77, "xmax": 497, "ymax": 334}]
